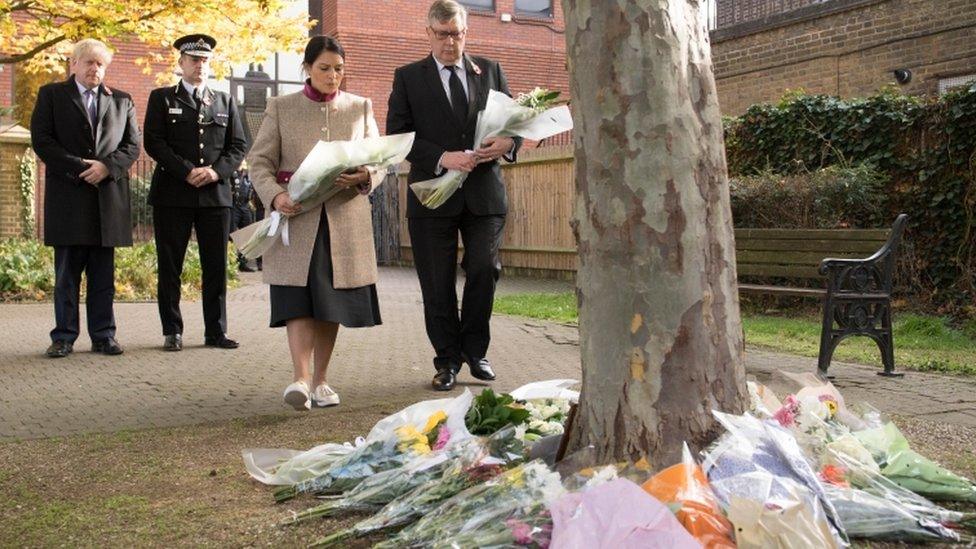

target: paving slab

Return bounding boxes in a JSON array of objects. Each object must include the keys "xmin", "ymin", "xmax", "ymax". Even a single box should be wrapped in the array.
[{"xmin": 0, "ymin": 266, "xmax": 972, "ymax": 441}]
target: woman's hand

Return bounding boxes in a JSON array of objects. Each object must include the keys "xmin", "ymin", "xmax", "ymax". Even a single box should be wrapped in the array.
[
  {"xmin": 336, "ymin": 166, "xmax": 370, "ymax": 189},
  {"xmin": 272, "ymin": 191, "xmax": 302, "ymax": 215}
]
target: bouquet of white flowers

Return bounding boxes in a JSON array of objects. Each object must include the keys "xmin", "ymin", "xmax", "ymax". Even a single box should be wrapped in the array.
[
  {"xmin": 231, "ymin": 132, "xmax": 414, "ymax": 259},
  {"xmin": 410, "ymin": 88, "xmax": 572, "ymax": 209}
]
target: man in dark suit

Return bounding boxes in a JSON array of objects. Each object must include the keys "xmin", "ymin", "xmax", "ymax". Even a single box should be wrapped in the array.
[
  {"xmin": 144, "ymin": 34, "xmax": 248, "ymax": 352},
  {"xmin": 30, "ymin": 38, "xmax": 141, "ymax": 358},
  {"xmin": 387, "ymin": 0, "xmax": 521, "ymax": 391}
]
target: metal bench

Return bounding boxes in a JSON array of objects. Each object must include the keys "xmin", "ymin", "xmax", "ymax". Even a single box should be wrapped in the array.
[{"xmin": 734, "ymin": 214, "xmax": 909, "ymax": 378}]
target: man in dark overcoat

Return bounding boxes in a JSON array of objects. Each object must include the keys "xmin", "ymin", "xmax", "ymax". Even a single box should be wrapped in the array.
[
  {"xmin": 144, "ymin": 34, "xmax": 248, "ymax": 352},
  {"xmin": 30, "ymin": 38, "xmax": 141, "ymax": 358},
  {"xmin": 387, "ymin": 0, "xmax": 521, "ymax": 390}
]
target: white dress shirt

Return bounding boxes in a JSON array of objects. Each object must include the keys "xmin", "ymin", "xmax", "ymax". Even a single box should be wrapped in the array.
[
  {"xmin": 181, "ymin": 79, "xmax": 207, "ymax": 100},
  {"xmin": 75, "ymin": 79, "xmax": 98, "ymax": 121}
]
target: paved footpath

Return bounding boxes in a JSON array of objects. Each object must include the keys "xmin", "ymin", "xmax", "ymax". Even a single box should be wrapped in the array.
[{"xmin": 1, "ymin": 267, "xmax": 974, "ymax": 441}]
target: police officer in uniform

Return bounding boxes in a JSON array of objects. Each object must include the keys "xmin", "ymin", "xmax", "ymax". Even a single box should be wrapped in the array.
[
  {"xmin": 231, "ymin": 161, "xmax": 258, "ymax": 272},
  {"xmin": 144, "ymin": 34, "xmax": 248, "ymax": 351}
]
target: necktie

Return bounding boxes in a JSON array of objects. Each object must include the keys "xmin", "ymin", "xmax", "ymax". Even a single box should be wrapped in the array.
[
  {"xmin": 85, "ymin": 89, "xmax": 97, "ymax": 137},
  {"xmin": 193, "ymin": 88, "xmax": 203, "ymax": 111},
  {"xmin": 446, "ymin": 66, "xmax": 468, "ymax": 125}
]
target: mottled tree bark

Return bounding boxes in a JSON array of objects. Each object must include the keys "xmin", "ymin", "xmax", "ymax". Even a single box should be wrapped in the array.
[{"xmin": 562, "ymin": 0, "xmax": 748, "ymax": 467}]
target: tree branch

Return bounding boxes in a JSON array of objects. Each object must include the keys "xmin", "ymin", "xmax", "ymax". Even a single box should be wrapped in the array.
[
  {"xmin": 6, "ymin": 1, "xmax": 36, "ymax": 12},
  {"xmin": 0, "ymin": 4, "xmax": 174, "ymax": 65},
  {"xmin": 0, "ymin": 34, "xmax": 66, "ymax": 64}
]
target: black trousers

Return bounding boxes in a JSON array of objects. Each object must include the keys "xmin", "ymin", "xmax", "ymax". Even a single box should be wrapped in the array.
[
  {"xmin": 153, "ymin": 206, "xmax": 230, "ymax": 337},
  {"xmin": 51, "ymin": 245, "xmax": 116, "ymax": 344},
  {"xmin": 408, "ymin": 209, "xmax": 505, "ymax": 371}
]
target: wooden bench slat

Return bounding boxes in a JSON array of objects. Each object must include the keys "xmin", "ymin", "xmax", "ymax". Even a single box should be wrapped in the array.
[
  {"xmin": 737, "ymin": 264, "xmax": 823, "ymax": 278},
  {"xmin": 736, "ymin": 250, "xmax": 864, "ymax": 266},
  {"xmin": 734, "ymin": 228, "xmax": 890, "ymax": 241},
  {"xmin": 738, "ymin": 284, "xmax": 826, "ymax": 297},
  {"xmin": 735, "ymin": 239, "xmax": 883, "ymax": 253}
]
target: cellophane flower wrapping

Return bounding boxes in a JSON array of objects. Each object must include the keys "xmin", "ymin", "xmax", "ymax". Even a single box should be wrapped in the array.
[
  {"xmin": 409, "ymin": 89, "xmax": 572, "ymax": 209},
  {"xmin": 374, "ymin": 460, "xmax": 564, "ymax": 549},
  {"xmin": 703, "ymin": 410, "xmax": 848, "ymax": 547},
  {"xmin": 271, "ymin": 388, "xmax": 472, "ymax": 502},
  {"xmin": 308, "ymin": 426, "xmax": 526, "ymax": 548},
  {"xmin": 233, "ymin": 132, "xmax": 414, "ymax": 259},
  {"xmin": 641, "ymin": 442, "xmax": 736, "ymax": 549}
]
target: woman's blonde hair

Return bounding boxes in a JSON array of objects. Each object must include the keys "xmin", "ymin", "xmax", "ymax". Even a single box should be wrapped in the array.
[{"xmin": 71, "ymin": 39, "xmax": 113, "ymax": 64}]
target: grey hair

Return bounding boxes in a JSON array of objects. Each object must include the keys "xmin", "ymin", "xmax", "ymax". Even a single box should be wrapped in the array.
[
  {"xmin": 427, "ymin": 0, "xmax": 467, "ymax": 26},
  {"xmin": 71, "ymin": 39, "xmax": 113, "ymax": 64}
]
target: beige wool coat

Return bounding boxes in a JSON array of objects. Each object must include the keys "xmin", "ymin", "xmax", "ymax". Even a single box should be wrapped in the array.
[{"xmin": 248, "ymin": 91, "xmax": 384, "ymax": 288}]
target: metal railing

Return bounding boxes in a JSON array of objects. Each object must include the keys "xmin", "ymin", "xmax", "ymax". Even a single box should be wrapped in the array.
[{"xmin": 129, "ymin": 158, "xmax": 155, "ymax": 242}]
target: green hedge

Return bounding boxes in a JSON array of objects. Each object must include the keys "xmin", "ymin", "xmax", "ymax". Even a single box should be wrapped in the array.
[
  {"xmin": 0, "ymin": 239, "xmax": 239, "ymax": 302},
  {"xmin": 730, "ymin": 164, "xmax": 887, "ymax": 229},
  {"xmin": 724, "ymin": 85, "xmax": 976, "ymax": 314}
]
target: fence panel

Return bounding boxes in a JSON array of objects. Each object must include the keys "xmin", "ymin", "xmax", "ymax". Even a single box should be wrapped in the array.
[{"xmin": 397, "ymin": 145, "xmax": 578, "ymax": 278}]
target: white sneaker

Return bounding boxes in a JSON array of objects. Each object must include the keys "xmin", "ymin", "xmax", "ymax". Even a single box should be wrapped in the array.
[
  {"xmin": 283, "ymin": 380, "xmax": 310, "ymax": 411},
  {"xmin": 311, "ymin": 383, "xmax": 340, "ymax": 408}
]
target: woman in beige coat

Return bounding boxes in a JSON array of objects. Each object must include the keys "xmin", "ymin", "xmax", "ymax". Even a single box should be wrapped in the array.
[{"xmin": 249, "ymin": 36, "xmax": 383, "ymax": 411}]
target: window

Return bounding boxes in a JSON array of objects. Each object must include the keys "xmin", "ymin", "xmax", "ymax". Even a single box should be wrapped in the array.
[
  {"xmin": 939, "ymin": 74, "xmax": 976, "ymax": 94},
  {"xmin": 515, "ymin": 0, "xmax": 552, "ymax": 17},
  {"xmin": 706, "ymin": 0, "xmax": 717, "ymax": 30},
  {"xmin": 460, "ymin": 0, "xmax": 494, "ymax": 12}
]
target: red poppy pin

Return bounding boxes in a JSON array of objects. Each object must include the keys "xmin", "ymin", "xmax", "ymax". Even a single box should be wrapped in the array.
[{"xmin": 469, "ymin": 60, "xmax": 482, "ymax": 76}]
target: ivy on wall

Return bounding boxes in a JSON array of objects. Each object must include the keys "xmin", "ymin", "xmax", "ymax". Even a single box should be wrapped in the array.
[
  {"xmin": 724, "ymin": 85, "xmax": 976, "ymax": 313},
  {"xmin": 17, "ymin": 151, "xmax": 35, "ymax": 238}
]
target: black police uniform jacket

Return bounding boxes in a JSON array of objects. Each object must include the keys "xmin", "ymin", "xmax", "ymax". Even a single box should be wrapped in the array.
[
  {"xmin": 30, "ymin": 76, "xmax": 141, "ymax": 247},
  {"xmin": 143, "ymin": 83, "xmax": 248, "ymax": 208}
]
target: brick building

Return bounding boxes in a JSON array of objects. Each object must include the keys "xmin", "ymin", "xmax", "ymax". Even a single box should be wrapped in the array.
[
  {"xmin": 1, "ymin": 0, "xmax": 568, "ymax": 141},
  {"xmin": 711, "ymin": 0, "xmax": 976, "ymax": 114}
]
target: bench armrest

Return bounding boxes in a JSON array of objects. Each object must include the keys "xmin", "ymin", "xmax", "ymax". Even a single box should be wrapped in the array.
[
  {"xmin": 818, "ymin": 256, "xmax": 878, "ymax": 276},
  {"xmin": 819, "ymin": 215, "xmax": 908, "ymax": 293}
]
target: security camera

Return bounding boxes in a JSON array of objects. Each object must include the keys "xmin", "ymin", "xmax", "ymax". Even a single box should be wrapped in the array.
[{"xmin": 894, "ymin": 69, "xmax": 912, "ymax": 85}]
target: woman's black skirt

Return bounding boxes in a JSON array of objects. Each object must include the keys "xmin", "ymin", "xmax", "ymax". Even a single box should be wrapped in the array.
[{"xmin": 269, "ymin": 208, "xmax": 381, "ymax": 328}]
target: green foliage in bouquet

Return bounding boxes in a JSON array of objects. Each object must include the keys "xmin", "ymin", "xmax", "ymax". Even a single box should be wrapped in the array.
[
  {"xmin": 515, "ymin": 87, "xmax": 562, "ymax": 112},
  {"xmin": 465, "ymin": 389, "xmax": 531, "ymax": 436}
]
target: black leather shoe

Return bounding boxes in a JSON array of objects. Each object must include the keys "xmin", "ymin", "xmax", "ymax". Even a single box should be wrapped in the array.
[
  {"xmin": 163, "ymin": 334, "xmax": 183, "ymax": 352},
  {"xmin": 92, "ymin": 337, "xmax": 124, "ymax": 355},
  {"xmin": 464, "ymin": 355, "xmax": 497, "ymax": 381},
  {"xmin": 205, "ymin": 334, "xmax": 239, "ymax": 349},
  {"xmin": 432, "ymin": 368, "xmax": 458, "ymax": 391},
  {"xmin": 46, "ymin": 340, "xmax": 73, "ymax": 358}
]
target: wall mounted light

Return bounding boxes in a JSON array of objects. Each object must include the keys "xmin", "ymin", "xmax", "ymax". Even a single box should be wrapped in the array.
[{"xmin": 894, "ymin": 69, "xmax": 912, "ymax": 85}]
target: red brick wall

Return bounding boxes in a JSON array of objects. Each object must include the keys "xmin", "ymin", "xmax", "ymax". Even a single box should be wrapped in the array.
[
  {"xmin": 0, "ymin": 67, "xmax": 12, "ymax": 110},
  {"xmin": 711, "ymin": 0, "xmax": 976, "ymax": 114},
  {"xmin": 103, "ymin": 39, "xmax": 171, "ymax": 131},
  {"xmin": 332, "ymin": 0, "xmax": 569, "ymax": 132}
]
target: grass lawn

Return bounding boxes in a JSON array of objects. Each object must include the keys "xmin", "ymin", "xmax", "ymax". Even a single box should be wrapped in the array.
[
  {"xmin": 0, "ymin": 401, "xmax": 424, "ymax": 547},
  {"xmin": 494, "ymin": 292, "xmax": 976, "ymax": 376}
]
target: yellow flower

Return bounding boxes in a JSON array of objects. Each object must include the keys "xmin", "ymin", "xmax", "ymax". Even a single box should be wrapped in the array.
[
  {"xmin": 504, "ymin": 467, "xmax": 526, "ymax": 487},
  {"xmin": 395, "ymin": 425, "xmax": 431, "ymax": 455},
  {"xmin": 422, "ymin": 410, "xmax": 448, "ymax": 434},
  {"xmin": 823, "ymin": 399, "xmax": 838, "ymax": 417}
]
